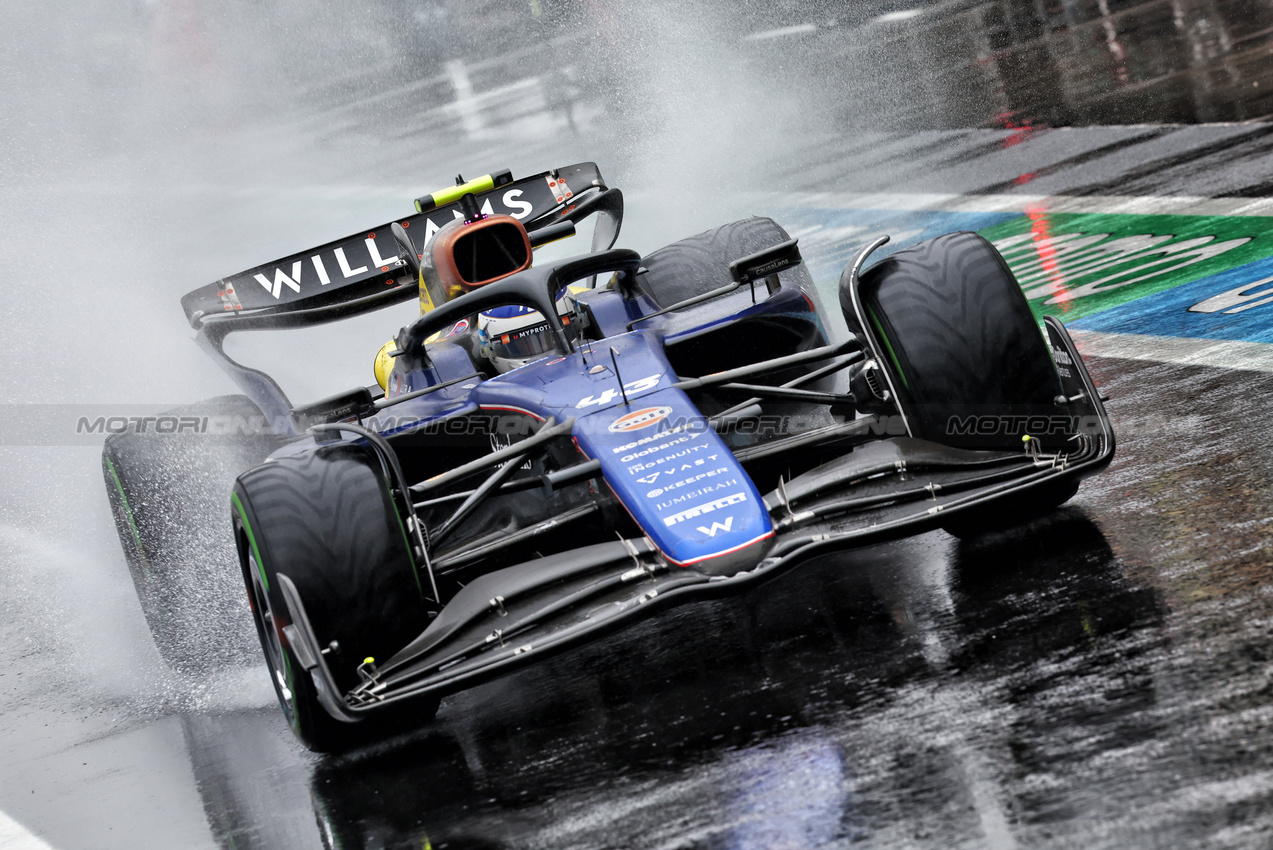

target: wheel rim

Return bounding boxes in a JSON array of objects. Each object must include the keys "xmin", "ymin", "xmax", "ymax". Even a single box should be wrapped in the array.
[{"xmin": 247, "ymin": 549, "xmax": 296, "ymax": 718}]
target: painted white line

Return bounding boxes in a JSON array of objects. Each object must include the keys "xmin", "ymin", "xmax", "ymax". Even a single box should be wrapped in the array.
[
  {"xmin": 1071, "ymin": 329, "xmax": 1273, "ymax": 373},
  {"xmin": 742, "ymin": 23, "xmax": 818, "ymax": 41},
  {"xmin": 875, "ymin": 9, "xmax": 925, "ymax": 23},
  {"xmin": 775, "ymin": 191, "xmax": 1273, "ymax": 218},
  {"xmin": 0, "ymin": 811, "xmax": 56, "ymax": 850}
]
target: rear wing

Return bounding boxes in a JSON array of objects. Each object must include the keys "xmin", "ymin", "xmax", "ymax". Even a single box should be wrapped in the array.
[{"xmin": 182, "ymin": 162, "xmax": 617, "ymax": 333}]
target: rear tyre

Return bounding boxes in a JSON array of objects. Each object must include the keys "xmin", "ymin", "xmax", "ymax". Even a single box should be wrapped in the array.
[
  {"xmin": 640, "ymin": 216, "xmax": 826, "ymax": 314},
  {"xmin": 640, "ymin": 216, "xmax": 835, "ymax": 435},
  {"xmin": 842, "ymin": 231, "xmax": 1075, "ymax": 535},
  {"xmin": 102, "ymin": 395, "xmax": 280, "ymax": 671},
  {"xmin": 232, "ymin": 444, "xmax": 437, "ymax": 753}
]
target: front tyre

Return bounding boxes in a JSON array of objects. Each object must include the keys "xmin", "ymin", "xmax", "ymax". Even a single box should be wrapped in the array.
[
  {"xmin": 845, "ymin": 231, "xmax": 1063, "ymax": 450},
  {"xmin": 843, "ymin": 231, "xmax": 1075, "ymax": 535},
  {"xmin": 232, "ymin": 444, "xmax": 437, "ymax": 753}
]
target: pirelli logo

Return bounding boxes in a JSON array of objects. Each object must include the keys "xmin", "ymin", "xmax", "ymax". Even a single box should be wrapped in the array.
[{"xmin": 663, "ymin": 492, "xmax": 747, "ymax": 527}]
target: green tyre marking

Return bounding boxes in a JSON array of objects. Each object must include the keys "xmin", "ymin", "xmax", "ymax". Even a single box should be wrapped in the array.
[
  {"xmin": 231, "ymin": 491, "xmax": 269, "ymax": 594},
  {"xmin": 867, "ymin": 306, "xmax": 910, "ymax": 390},
  {"xmin": 104, "ymin": 455, "xmax": 151, "ymax": 580},
  {"xmin": 281, "ymin": 648, "xmax": 301, "ymax": 734},
  {"xmin": 976, "ymin": 211, "xmax": 1273, "ymax": 324},
  {"xmin": 235, "ymin": 490, "xmax": 299, "ymax": 732},
  {"xmin": 386, "ymin": 484, "xmax": 425, "ymax": 599}
]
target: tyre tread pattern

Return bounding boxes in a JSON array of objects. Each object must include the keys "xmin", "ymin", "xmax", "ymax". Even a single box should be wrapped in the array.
[
  {"xmin": 640, "ymin": 216, "xmax": 819, "ymax": 309},
  {"xmin": 853, "ymin": 232, "xmax": 1061, "ymax": 445},
  {"xmin": 234, "ymin": 445, "xmax": 426, "ymax": 692}
]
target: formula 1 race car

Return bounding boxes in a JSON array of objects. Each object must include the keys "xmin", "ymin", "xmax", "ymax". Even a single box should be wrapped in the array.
[{"xmin": 102, "ymin": 162, "xmax": 1114, "ymax": 751}]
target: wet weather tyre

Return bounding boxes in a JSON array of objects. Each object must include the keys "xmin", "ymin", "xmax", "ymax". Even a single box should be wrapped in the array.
[
  {"xmin": 842, "ymin": 232, "xmax": 1074, "ymax": 535},
  {"xmin": 101, "ymin": 395, "xmax": 280, "ymax": 671},
  {"xmin": 845, "ymin": 231, "xmax": 1062, "ymax": 449},
  {"xmin": 640, "ymin": 216, "xmax": 825, "ymax": 313},
  {"xmin": 640, "ymin": 216, "xmax": 833, "ymax": 403},
  {"xmin": 232, "ymin": 443, "xmax": 437, "ymax": 753}
]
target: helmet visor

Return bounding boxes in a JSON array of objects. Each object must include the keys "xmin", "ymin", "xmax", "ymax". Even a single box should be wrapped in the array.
[{"xmin": 490, "ymin": 316, "xmax": 578, "ymax": 361}]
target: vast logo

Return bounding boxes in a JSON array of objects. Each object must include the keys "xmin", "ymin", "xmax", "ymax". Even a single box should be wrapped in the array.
[{"xmin": 608, "ymin": 406, "xmax": 672, "ymax": 433}]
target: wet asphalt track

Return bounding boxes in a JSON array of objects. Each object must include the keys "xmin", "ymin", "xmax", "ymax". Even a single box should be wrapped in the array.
[
  {"xmin": 8, "ymin": 8, "xmax": 1273, "ymax": 849},
  {"xmin": 5, "ymin": 127, "xmax": 1273, "ymax": 850}
]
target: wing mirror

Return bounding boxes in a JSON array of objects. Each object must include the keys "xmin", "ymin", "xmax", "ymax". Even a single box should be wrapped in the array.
[{"xmin": 729, "ymin": 238, "xmax": 802, "ymax": 296}]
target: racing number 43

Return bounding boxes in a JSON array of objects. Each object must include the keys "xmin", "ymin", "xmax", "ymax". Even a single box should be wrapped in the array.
[{"xmin": 576, "ymin": 374, "xmax": 661, "ymax": 408}]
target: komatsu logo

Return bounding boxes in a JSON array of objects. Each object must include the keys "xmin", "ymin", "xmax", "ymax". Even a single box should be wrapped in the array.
[
  {"xmin": 697, "ymin": 517, "xmax": 734, "ymax": 537},
  {"xmin": 608, "ymin": 406, "xmax": 672, "ymax": 433}
]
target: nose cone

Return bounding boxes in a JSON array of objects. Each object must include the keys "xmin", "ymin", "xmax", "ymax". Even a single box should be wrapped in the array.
[{"xmin": 572, "ymin": 389, "xmax": 774, "ymax": 575}]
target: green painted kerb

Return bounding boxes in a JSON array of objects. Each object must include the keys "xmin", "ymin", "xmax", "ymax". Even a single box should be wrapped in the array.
[
  {"xmin": 104, "ymin": 455, "xmax": 151, "ymax": 579},
  {"xmin": 231, "ymin": 491, "xmax": 269, "ymax": 594},
  {"xmin": 976, "ymin": 211, "xmax": 1273, "ymax": 324}
]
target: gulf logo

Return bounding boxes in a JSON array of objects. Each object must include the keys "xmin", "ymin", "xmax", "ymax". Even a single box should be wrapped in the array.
[{"xmin": 608, "ymin": 406, "xmax": 672, "ymax": 433}]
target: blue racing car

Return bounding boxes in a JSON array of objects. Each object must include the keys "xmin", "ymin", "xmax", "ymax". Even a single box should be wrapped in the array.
[{"xmin": 102, "ymin": 162, "xmax": 1114, "ymax": 751}]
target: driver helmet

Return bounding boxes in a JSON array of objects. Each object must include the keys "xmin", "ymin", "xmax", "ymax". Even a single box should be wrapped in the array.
[
  {"xmin": 417, "ymin": 210, "xmax": 581, "ymax": 374},
  {"xmin": 477, "ymin": 293, "xmax": 579, "ymax": 373}
]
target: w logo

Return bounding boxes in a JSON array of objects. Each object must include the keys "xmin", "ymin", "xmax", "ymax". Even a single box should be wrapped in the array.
[
  {"xmin": 254, "ymin": 261, "xmax": 303, "ymax": 299},
  {"xmin": 696, "ymin": 517, "xmax": 734, "ymax": 537}
]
